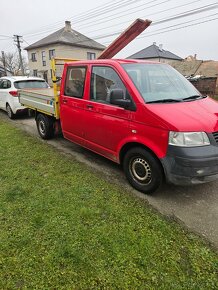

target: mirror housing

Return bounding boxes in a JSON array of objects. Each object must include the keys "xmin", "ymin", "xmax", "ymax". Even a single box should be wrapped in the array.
[{"xmin": 110, "ymin": 89, "xmax": 136, "ymax": 111}]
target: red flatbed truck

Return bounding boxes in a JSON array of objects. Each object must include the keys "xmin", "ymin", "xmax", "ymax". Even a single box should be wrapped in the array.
[{"xmin": 19, "ymin": 19, "xmax": 218, "ymax": 194}]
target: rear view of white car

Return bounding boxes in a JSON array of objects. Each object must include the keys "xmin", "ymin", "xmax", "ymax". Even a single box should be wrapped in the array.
[{"xmin": 0, "ymin": 76, "xmax": 49, "ymax": 119}]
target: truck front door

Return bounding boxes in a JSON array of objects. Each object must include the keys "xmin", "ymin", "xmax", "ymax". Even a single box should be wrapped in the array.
[{"xmin": 83, "ymin": 65, "xmax": 133, "ymax": 161}]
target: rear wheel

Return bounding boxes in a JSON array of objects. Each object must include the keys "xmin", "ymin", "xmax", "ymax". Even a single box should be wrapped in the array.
[
  {"xmin": 36, "ymin": 113, "xmax": 55, "ymax": 139},
  {"xmin": 123, "ymin": 147, "xmax": 163, "ymax": 194},
  {"xmin": 6, "ymin": 104, "xmax": 15, "ymax": 119}
]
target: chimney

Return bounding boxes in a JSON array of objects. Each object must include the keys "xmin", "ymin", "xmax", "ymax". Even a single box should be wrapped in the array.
[
  {"xmin": 194, "ymin": 54, "xmax": 197, "ymax": 60},
  {"xmin": 159, "ymin": 44, "xmax": 163, "ymax": 51},
  {"xmin": 64, "ymin": 21, "xmax": 72, "ymax": 32},
  {"xmin": 153, "ymin": 42, "xmax": 156, "ymax": 46}
]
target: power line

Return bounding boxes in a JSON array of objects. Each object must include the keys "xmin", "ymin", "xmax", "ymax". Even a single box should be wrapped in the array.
[
  {"xmin": 23, "ymin": 0, "xmax": 142, "ymax": 37},
  {"xmin": 77, "ymin": 0, "xmax": 172, "ymax": 29},
  {"xmin": 83, "ymin": 4, "xmax": 218, "ymax": 42},
  {"xmin": 80, "ymin": 0, "xmax": 202, "ymax": 36}
]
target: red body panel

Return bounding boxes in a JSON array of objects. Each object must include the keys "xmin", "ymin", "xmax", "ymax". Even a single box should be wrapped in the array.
[{"xmin": 60, "ymin": 59, "xmax": 218, "ymax": 164}]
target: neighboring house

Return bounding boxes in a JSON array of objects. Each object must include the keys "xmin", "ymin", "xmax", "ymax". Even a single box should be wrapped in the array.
[
  {"xmin": 127, "ymin": 42, "xmax": 183, "ymax": 64},
  {"xmin": 25, "ymin": 21, "xmax": 106, "ymax": 85},
  {"xmin": 172, "ymin": 57, "xmax": 218, "ymax": 96},
  {"xmin": 0, "ymin": 65, "xmax": 13, "ymax": 78}
]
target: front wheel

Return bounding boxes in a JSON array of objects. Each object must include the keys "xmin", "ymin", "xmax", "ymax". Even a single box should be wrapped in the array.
[
  {"xmin": 36, "ymin": 113, "xmax": 55, "ymax": 140},
  {"xmin": 123, "ymin": 147, "xmax": 163, "ymax": 194}
]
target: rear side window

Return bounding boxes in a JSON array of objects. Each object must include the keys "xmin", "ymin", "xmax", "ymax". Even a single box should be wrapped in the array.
[
  {"xmin": 14, "ymin": 80, "xmax": 49, "ymax": 89},
  {"xmin": 65, "ymin": 67, "xmax": 87, "ymax": 98},
  {"xmin": 0, "ymin": 79, "xmax": 11, "ymax": 89}
]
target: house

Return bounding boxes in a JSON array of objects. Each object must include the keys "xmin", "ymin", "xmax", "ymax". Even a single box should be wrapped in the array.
[
  {"xmin": 25, "ymin": 21, "xmax": 105, "ymax": 85},
  {"xmin": 127, "ymin": 42, "xmax": 183, "ymax": 64},
  {"xmin": 172, "ymin": 57, "xmax": 218, "ymax": 96}
]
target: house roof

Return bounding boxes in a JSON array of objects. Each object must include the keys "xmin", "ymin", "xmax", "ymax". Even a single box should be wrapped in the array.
[
  {"xmin": 171, "ymin": 59, "xmax": 203, "ymax": 76},
  {"xmin": 171, "ymin": 60, "xmax": 218, "ymax": 78},
  {"xmin": 25, "ymin": 21, "xmax": 105, "ymax": 51},
  {"xmin": 127, "ymin": 43, "xmax": 183, "ymax": 61}
]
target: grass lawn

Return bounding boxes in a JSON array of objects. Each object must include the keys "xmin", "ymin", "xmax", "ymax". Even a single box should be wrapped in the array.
[{"xmin": 0, "ymin": 119, "xmax": 217, "ymax": 289}]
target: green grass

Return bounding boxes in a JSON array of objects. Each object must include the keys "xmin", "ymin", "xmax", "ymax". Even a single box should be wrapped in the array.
[{"xmin": 0, "ymin": 119, "xmax": 217, "ymax": 290}]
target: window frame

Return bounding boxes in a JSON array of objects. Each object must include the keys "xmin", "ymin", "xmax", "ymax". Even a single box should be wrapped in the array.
[
  {"xmin": 42, "ymin": 51, "xmax": 46, "ymax": 66},
  {"xmin": 64, "ymin": 66, "xmax": 87, "ymax": 99},
  {"xmin": 87, "ymin": 52, "xmax": 96, "ymax": 60},
  {"xmin": 31, "ymin": 52, "xmax": 37, "ymax": 62},
  {"xmin": 49, "ymin": 49, "xmax": 55, "ymax": 60},
  {"xmin": 90, "ymin": 65, "xmax": 133, "ymax": 106}
]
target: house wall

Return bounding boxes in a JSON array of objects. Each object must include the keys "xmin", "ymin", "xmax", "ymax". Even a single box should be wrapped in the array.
[
  {"xmin": 189, "ymin": 77, "xmax": 217, "ymax": 96},
  {"xmin": 27, "ymin": 44, "xmax": 104, "ymax": 85}
]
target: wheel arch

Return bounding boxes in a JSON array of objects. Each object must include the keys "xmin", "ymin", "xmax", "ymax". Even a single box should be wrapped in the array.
[{"xmin": 119, "ymin": 142, "xmax": 165, "ymax": 180}]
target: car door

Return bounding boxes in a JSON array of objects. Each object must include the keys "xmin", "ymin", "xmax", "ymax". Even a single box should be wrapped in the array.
[
  {"xmin": 0, "ymin": 79, "xmax": 9, "ymax": 110},
  {"xmin": 83, "ymin": 65, "xmax": 133, "ymax": 161},
  {"xmin": 60, "ymin": 66, "xmax": 88, "ymax": 146}
]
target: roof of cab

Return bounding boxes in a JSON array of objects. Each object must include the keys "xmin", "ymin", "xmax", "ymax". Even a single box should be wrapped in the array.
[{"xmin": 65, "ymin": 58, "xmax": 163, "ymax": 66}]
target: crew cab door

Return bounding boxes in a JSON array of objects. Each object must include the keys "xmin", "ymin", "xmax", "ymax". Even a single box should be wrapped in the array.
[
  {"xmin": 83, "ymin": 65, "xmax": 134, "ymax": 161},
  {"xmin": 60, "ymin": 66, "xmax": 88, "ymax": 145}
]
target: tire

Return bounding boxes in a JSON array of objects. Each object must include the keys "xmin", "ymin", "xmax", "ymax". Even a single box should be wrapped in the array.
[
  {"xmin": 123, "ymin": 147, "xmax": 163, "ymax": 194},
  {"xmin": 36, "ymin": 113, "xmax": 55, "ymax": 140},
  {"xmin": 6, "ymin": 104, "xmax": 15, "ymax": 119}
]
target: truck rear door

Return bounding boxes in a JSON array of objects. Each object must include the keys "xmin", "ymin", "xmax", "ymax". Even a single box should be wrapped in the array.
[{"xmin": 60, "ymin": 65, "xmax": 88, "ymax": 146}]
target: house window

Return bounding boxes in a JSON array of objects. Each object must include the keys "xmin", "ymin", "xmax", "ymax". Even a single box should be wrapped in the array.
[
  {"xmin": 31, "ymin": 53, "xmax": 37, "ymax": 62},
  {"xmin": 43, "ymin": 71, "xmax": 48, "ymax": 83},
  {"xmin": 49, "ymin": 49, "xmax": 55, "ymax": 60},
  {"xmin": 87, "ymin": 52, "xmax": 96, "ymax": 60},
  {"xmin": 42, "ymin": 51, "xmax": 46, "ymax": 66},
  {"xmin": 33, "ymin": 70, "xmax": 38, "ymax": 77}
]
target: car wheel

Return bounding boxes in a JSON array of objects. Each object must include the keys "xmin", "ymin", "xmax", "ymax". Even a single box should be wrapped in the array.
[
  {"xmin": 123, "ymin": 147, "xmax": 163, "ymax": 194},
  {"xmin": 6, "ymin": 104, "xmax": 15, "ymax": 119},
  {"xmin": 36, "ymin": 113, "xmax": 55, "ymax": 140}
]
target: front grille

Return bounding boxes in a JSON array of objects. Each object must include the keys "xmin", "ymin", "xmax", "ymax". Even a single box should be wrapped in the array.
[{"xmin": 212, "ymin": 131, "xmax": 218, "ymax": 144}]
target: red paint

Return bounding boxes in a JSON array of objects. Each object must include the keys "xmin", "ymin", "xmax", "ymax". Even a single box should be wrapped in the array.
[{"xmin": 60, "ymin": 59, "xmax": 218, "ymax": 163}]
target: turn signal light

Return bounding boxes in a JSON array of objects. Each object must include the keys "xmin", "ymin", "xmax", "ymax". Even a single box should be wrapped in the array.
[{"xmin": 9, "ymin": 91, "xmax": 18, "ymax": 97}]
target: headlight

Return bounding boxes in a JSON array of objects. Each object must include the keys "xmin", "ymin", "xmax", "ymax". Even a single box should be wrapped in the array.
[{"xmin": 169, "ymin": 131, "xmax": 210, "ymax": 147}]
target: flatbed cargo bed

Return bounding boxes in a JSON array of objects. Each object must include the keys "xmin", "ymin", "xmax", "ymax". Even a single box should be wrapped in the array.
[{"xmin": 19, "ymin": 88, "xmax": 58, "ymax": 118}]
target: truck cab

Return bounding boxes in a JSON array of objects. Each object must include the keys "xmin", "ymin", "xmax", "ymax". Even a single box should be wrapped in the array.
[{"xmin": 58, "ymin": 59, "xmax": 218, "ymax": 193}]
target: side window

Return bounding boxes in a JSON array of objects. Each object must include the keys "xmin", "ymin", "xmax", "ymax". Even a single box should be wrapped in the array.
[
  {"xmin": 65, "ymin": 67, "xmax": 86, "ymax": 98},
  {"xmin": 90, "ymin": 66, "xmax": 130, "ymax": 104},
  {"xmin": 0, "ymin": 79, "xmax": 10, "ymax": 89},
  {"xmin": 7, "ymin": 80, "xmax": 11, "ymax": 88}
]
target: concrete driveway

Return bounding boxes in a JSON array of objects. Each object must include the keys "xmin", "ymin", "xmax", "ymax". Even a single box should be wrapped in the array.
[{"xmin": 1, "ymin": 111, "xmax": 218, "ymax": 250}]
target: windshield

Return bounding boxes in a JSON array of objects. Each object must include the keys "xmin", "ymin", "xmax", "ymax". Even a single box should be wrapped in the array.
[
  {"xmin": 122, "ymin": 63, "xmax": 201, "ymax": 103},
  {"xmin": 14, "ymin": 80, "xmax": 49, "ymax": 89}
]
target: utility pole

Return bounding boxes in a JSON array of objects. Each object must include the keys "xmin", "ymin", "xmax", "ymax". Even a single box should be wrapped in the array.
[
  {"xmin": 1, "ymin": 51, "xmax": 7, "ymax": 76},
  {"xmin": 14, "ymin": 35, "xmax": 24, "ymax": 75}
]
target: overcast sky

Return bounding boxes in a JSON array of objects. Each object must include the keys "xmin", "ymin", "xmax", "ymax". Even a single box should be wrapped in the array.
[{"xmin": 0, "ymin": 0, "xmax": 218, "ymax": 60}]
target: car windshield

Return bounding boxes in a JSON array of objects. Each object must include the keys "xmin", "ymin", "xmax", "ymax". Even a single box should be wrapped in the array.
[
  {"xmin": 14, "ymin": 80, "xmax": 49, "ymax": 89},
  {"xmin": 122, "ymin": 63, "xmax": 201, "ymax": 103}
]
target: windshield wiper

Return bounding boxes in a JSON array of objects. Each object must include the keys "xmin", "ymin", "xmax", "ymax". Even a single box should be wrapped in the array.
[
  {"xmin": 182, "ymin": 95, "xmax": 206, "ymax": 101},
  {"xmin": 146, "ymin": 98, "xmax": 182, "ymax": 104}
]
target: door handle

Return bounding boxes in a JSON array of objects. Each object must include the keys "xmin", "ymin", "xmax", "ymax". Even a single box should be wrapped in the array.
[
  {"xmin": 63, "ymin": 98, "xmax": 68, "ymax": 104},
  {"xmin": 86, "ymin": 104, "xmax": 94, "ymax": 109}
]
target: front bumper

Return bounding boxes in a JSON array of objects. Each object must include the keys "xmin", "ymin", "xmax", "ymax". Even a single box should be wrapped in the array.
[{"xmin": 161, "ymin": 136, "xmax": 218, "ymax": 185}]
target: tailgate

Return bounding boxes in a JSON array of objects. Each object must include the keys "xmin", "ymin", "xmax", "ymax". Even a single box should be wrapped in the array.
[{"xmin": 19, "ymin": 88, "xmax": 56, "ymax": 116}]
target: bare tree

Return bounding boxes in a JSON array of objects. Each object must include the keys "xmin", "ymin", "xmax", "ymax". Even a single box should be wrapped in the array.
[{"xmin": 0, "ymin": 52, "xmax": 28, "ymax": 75}]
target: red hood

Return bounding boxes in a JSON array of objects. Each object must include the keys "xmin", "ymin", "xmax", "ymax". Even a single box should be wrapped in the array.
[{"xmin": 147, "ymin": 97, "xmax": 218, "ymax": 133}]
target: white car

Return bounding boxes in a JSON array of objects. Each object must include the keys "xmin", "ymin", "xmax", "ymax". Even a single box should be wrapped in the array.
[{"xmin": 0, "ymin": 76, "xmax": 49, "ymax": 119}]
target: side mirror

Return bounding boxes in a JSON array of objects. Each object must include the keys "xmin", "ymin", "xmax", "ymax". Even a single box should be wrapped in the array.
[{"xmin": 110, "ymin": 89, "xmax": 136, "ymax": 111}]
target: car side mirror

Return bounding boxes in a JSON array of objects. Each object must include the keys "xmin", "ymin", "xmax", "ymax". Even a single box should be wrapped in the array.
[{"xmin": 110, "ymin": 88, "xmax": 136, "ymax": 111}]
